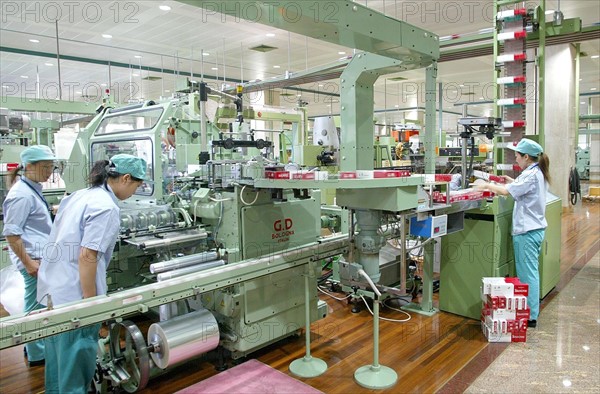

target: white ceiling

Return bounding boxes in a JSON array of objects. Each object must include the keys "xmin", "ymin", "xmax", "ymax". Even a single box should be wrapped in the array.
[{"xmin": 1, "ymin": 0, "xmax": 599, "ymax": 129}]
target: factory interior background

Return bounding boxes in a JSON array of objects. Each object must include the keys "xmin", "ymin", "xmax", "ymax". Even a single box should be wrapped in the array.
[{"xmin": 1, "ymin": 1, "xmax": 599, "ymax": 393}]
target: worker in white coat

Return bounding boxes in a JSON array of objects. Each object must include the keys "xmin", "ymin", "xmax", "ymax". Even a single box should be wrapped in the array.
[
  {"xmin": 2, "ymin": 145, "xmax": 56, "ymax": 366},
  {"xmin": 37, "ymin": 154, "xmax": 147, "ymax": 394}
]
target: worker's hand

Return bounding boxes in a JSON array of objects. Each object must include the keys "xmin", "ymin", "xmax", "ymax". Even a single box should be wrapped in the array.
[
  {"xmin": 502, "ymin": 175, "xmax": 514, "ymax": 184},
  {"xmin": 25, "ymin": 259, "xmax": 41, "ymax": 277},
  {"xmin": 473, "ymin": 182, "xmax": 488, "ymax": 191}
]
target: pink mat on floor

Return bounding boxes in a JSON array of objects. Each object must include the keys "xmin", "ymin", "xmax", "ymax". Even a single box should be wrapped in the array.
[{"xmin": 175, "ymin": 359, "xmax": 324, "ymax": 394}]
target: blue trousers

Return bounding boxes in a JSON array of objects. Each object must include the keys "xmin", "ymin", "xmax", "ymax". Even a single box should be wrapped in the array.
[
  {"xmin": 19, "ymin": 269, "xmax": 44, "ymax": 362},
  {"xmin": 513, "ymin": 229, "xmax": 545, "ymax": 320},
  {"xmin": 45, "ymin": 324, "xmax": 100, "ymax": 394}
]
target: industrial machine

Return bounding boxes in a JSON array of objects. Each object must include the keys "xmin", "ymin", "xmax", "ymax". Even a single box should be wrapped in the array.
[{"xmin": 0, "ymin": 1, "xmax": 523, "ymax": 392}]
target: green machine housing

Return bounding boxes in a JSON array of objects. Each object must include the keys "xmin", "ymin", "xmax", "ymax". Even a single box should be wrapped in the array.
[{"xmin": 440, "ymin": 194, "xmax": 562, "ymax": 319}]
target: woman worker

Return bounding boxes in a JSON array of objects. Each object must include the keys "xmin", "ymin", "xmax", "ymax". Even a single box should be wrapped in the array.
[
  {"xmin": 475, "ymin": 138, "xmax": 550, "ymax": 328},
  {"xmin": 2, "ymin": 145, "xmax": 57, "ymax": 366},
  {"xmin": 37, "ymin": 154, "xmax": 147, "ymax": 394}
]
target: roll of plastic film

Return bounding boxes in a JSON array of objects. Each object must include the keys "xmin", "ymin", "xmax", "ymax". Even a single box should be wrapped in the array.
[
  {"xmin": 149, "ymin": 251, "xmax": 219, "ymax": 274},
  {"xmin": 148, "ymin": 309, "xmax": 219, "ymax": 369}
]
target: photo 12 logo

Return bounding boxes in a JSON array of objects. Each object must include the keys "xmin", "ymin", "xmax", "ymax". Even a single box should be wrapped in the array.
[{"xmin": 1, "ymin": 1, "xmax": 139, "ymax": 24}]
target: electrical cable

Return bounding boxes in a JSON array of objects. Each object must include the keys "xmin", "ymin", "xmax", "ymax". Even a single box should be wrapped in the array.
[
  {"xmin": 239, "ymin": 185, "xmax": 259, "ymax": 206},
  {"xmin": 318, "ymin": 285, "xmax": 351, "ymax": 301},
  {"xmin": 208, "ymin": 196, "xmax": 233, "ymax": 202},
  {"xmin": 360, "ymin": 295, "xmax": 411, "ymax": 322},
  {"xmin": 25, "ymin": 293, "xmax": 53, "ymax": 315}
]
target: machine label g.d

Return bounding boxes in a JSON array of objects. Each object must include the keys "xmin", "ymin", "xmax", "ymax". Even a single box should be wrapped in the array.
[{"xmin": 272, "ymin": 218, "xmax": 294, "ymax": 242}]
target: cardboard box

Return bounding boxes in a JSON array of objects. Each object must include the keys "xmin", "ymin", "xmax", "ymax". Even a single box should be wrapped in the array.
[{"xmin": 589, "ymin": 186, "xmax": 600, "ymax": 196}]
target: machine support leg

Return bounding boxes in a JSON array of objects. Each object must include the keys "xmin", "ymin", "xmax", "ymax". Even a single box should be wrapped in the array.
[
  {"xmin": 354, "ymin": 293, "xmax": 398, "ymax": 389},
  {"xmin": 289, "ymin": 271, "xmax": 327, "ymax": 378},
  {"xmin": 401, "ymin": 239, "xmax": 438, "ymax": 316},
  {"xmin": 421, "ymin": 240, "xmax": 435, "ymax": 313}
]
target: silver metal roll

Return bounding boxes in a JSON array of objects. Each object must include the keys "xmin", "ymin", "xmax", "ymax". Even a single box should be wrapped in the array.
[
  {"xmin": 156, "ymin": 260, "xmax": 225, "ymax": 282},
  {"xmin": 150, "ymin": 251, "xmax": 219, "ymax": 274},
  {"xmin": 148, "ymin": 309, "xmax": 219, "ymax": 370},
  {"xmin": 137, "ymin": 231, "xmax": 208, "ymax": 250}
]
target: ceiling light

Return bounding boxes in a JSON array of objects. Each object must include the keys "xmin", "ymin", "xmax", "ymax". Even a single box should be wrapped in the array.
[
  {"xmin": 159, "ymin": 5, "xmax": 171, "ymax": 11},
  {"xmin": 165, "ymin": 89, "xmax": 170, "ymax": 93},
  {"xmin": 562, "ymin": 379, "xmax": 572, "ymax": 388},
  {"xmin": 338, "ymin": 51, "xmax": 346, "ymax": 55},
  {"xmin": 44, "ymin": 62, "xmax": 53, "ymax": 66},
  {"xmin": 29, "ymin": 39, "xmax": 39, "ymax": 43},
  {"xmin": 545, "ymin": 10, "xmax": 555, "ymax": 15},
  {"xmin": 591, "ymin": 88, "xmax": 598, "ymax": 91},
  {"xmin": 134, "ymin": 55, "xmax": 142, "ymax": 59},
  {"xmin": 211, "ymin": 67, "xmax": 218, "ymax": 70},
  {"xmin": 266, "ymin": 33, "xmax": 275, "ymax": 37},
  {"xmin": 583, "ymin": 345, "xmax": 590, "ymax": 351},
  {"xmin": 202, "ymin": 52, "xmax": 209, "ymax": 56},
  {"xmin": 273, "ymin": 65, "xmax": 280, "ymax": 68},
  {"xmin": 581, "ymin": 101, "xmax": 586, "ymax": 104},
  {"xmin": 394, "ymin": 104, "xmax": 399, "ymax": 108},
  {"xmin": 318, "ymin": 84, "xmax": 323, "ymax": 87},
  {"xmin": 479, "ymin": 97, "xmax": 484, "ymax": 100},
  {"xmin": 2, "ymin": 85, "xmax": 9, "ymax": 88},
  {"xmin": 102, "ymin": 34, "xmax": 112, "ymax": 39},
  {"xmin": 76, "ymin": 91, "xmax": 82, "ymax": 94},
  {"xmin": 132, "ymin": 73, "xmax": 139, "ymax": 76},
  {"xmin": 101, "ymin": 83, "xmax": 107, "ymax": 87},
  {"xmin": 20, "ymin": 75, "xmax": 28, "ymax": 79},
  {"xmin": 592, "ymin": 55, "xmax": 600, "ymax": 59}
]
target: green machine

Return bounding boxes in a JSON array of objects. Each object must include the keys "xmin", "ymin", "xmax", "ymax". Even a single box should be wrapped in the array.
[
  {"xmin": 1, "ymin": 1, "xmax": 444, "ymax": 391},
  {"xmin": 440, "ymin": 193, "xmax": 561, "ymax": 320}
]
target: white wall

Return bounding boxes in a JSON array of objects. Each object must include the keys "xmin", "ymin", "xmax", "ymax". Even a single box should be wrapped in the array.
[{"xmin": 542, "ymin": 44, "xmax": 578, "ymax": 206}]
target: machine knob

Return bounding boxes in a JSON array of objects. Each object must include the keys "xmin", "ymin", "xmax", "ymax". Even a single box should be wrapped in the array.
[
  {"xmin": 223, "ymin": 138, "xmax": 235, "ymax": 149},
  {"xmin": 255, "ymin": 139, "xmax": 266, "ymax": 149}
]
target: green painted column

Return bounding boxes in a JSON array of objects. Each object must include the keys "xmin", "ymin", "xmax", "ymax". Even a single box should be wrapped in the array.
[
  {"xmin": 424, "ymin": 62, "xmax": 438, "ymax": 174},
  {"xmin": 339, "ymin": 53, "xmax": 404, "ymax": 171}
]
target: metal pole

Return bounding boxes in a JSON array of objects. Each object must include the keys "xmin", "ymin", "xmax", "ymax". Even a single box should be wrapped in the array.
[
  {"xmin": 54, "ymin": 21, "xmax": 63, "ymax": 101},
  {"xmin": 400, "ymin": 214, "xmax": 406, "ymax": 295},
  {"xmin": 438, "ymin": 82, "xmax": 443, "ymax": 148},
  {"xmin": 461, "ymin": 103, "xmax": 468, "ymax": 189},
  {"xmin": 160, "ymin": 56, "xmax": 164, "ymax": 96},
  {"xmin": 289, "ymin": 262, "xmax": 328, "ymax": 378},
  {"xmin": 303, "ymin": 274, "xmax": 311, "ymax": 357},
  {"xmin": 373, "ymin": 293, "xmax": 380, "ymax": 368}
]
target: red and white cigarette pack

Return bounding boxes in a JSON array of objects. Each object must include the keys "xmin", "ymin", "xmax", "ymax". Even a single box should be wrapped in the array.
[
  {"xmin": 481, "ymin": 277, "xmax": 529, "ymax": 342},
  {"xmin": 339, "ymin": 171, "xmax": 357, "ymax": 179},
  {"xmin": 482, "ymin": 306, "xmax": 530, "ymax": 321},
  {"xmin": 434, "ymin": 174, "xmax": 453, "ymax": 182},
  {"xmin": 290, "ymin": 171, "xmax": 315, "ymax": 180},
  {"xmin": 265, "ymin": 171, "xmax": 290, "ymax": 179}
]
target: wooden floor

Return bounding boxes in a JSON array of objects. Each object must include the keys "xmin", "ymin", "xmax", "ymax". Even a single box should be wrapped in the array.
[{"xmin": 1, "ymin": 200, "xmax": 598, "ymax": 394}]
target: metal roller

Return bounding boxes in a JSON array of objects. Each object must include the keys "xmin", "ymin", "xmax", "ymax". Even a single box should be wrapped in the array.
[
  {"xmin": 139, "ymin": 232, "xmax": 207, "ymax": 249},
  {"xmin": 108, "ymin": 321, "xmax": 151, "ymax": 393},
  {"xmin": 156, "ymin": 260, "xmax": 225, "ymax": 281},
  {"xmin": 149, "ymin": 251, "xmax": 219, "ymax": 274},
  {"xmin": 147, "ymin": 309, "xmax": 219, "ymax": 370}
]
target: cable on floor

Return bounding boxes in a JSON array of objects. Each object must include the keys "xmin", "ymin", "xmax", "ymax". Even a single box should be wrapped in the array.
[{"xmin": 360, "ymin": 295, "xmax": 411, "ymax": 323}]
